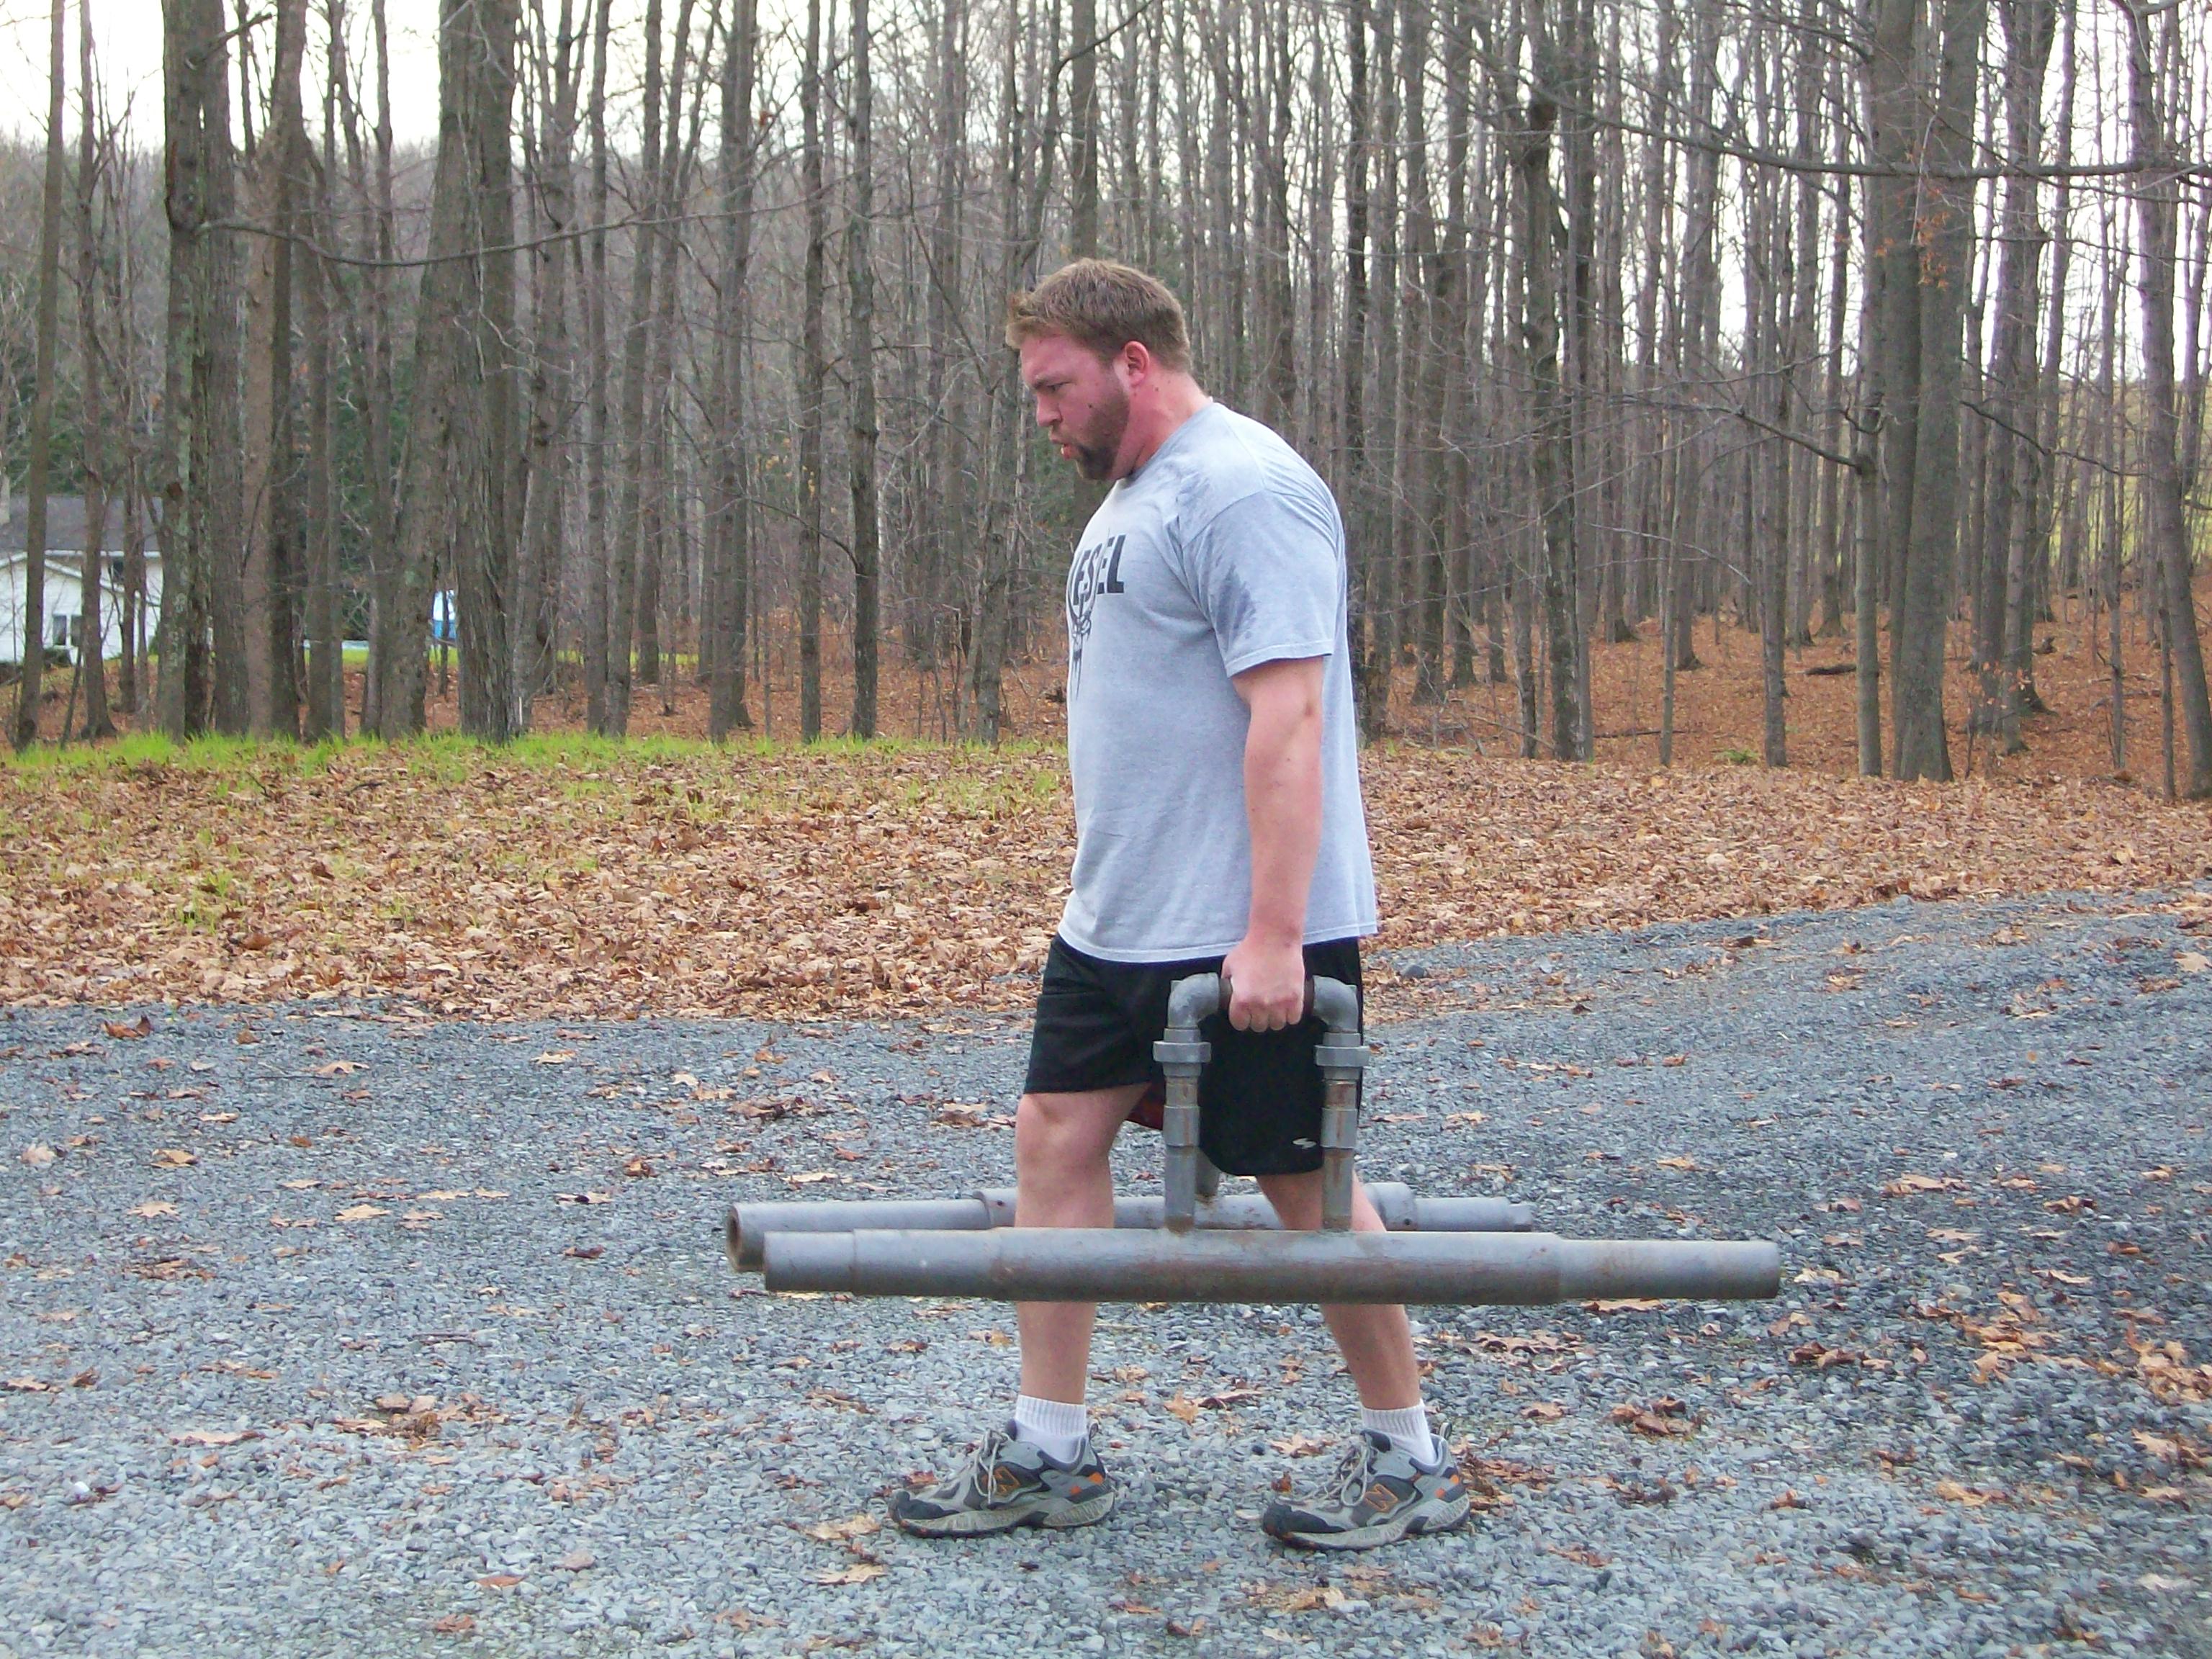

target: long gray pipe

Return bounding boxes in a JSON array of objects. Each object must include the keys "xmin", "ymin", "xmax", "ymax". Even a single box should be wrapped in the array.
[
  {"xmin": 724, "ymin": 1184, "xmax": 1536, "ymax": 1272},
  {"xmin": 761, "ymin": 1227, "xmax": 1781, "ymax": 1305}
]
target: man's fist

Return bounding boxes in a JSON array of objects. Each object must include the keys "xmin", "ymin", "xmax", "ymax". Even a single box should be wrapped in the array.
[{"xmin": 1222, "ymin": 937, "xmax": 1307, "ymax": 1033}]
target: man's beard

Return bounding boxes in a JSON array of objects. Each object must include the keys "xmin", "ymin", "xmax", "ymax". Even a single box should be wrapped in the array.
[{"xmin": 1068, "ymin": 383, "xmax": 1130, "ymax": 481}]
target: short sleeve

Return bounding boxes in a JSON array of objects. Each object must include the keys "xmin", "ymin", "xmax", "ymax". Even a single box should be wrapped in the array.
[{"xmin": 1177, "ymin": 485, "xmax": 1343, "ymax": 679}]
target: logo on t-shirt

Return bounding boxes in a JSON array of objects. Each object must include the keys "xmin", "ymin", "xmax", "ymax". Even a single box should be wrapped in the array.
[{"xmin": 1064, "ymin": 533, "xmax": 1128, "ymax": 696}]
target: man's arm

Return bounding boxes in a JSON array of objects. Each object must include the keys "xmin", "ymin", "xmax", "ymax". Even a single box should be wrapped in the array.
[{"xmin": 1223, "ymin": 655, "xmax": 1325, "ymax": 1032}]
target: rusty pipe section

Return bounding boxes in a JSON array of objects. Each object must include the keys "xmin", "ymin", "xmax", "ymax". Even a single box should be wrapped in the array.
[
  {"xmin": 760, "ymin": 1228, "xmax": 1780, "ymax": 1305},
  {"xmin": 723, "ymin": 1184, "xmax": 1536, "ymax": 1273}
]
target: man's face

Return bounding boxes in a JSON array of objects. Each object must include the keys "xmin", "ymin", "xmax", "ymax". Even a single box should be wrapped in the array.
[{"xmin": 1021, "ymin": 334, "xmax": 1132, "ymax": 482}]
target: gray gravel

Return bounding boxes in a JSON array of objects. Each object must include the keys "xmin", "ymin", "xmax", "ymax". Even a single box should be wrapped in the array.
[{"xmin": 2, "ymin": 891, "xmax": 2208, "ymax": 1658}]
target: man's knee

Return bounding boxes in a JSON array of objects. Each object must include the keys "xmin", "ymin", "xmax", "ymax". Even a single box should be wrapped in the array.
[{"xmin": 1016, "ymin": 1091, "xmax": 1123, "ymax": 1173}]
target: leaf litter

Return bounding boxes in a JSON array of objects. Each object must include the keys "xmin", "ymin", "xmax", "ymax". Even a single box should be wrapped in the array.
[{"xmin": 4, "ymin": 746, "xmax": 2208, "ymax": 1021}]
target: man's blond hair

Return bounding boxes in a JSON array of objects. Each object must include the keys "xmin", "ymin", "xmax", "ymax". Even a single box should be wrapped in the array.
[{"xmin": 1004, "ymin": 258, "xmax": 1192, "ymax": 372}]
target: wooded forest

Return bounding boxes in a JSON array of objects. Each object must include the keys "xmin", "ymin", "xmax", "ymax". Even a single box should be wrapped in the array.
[{"xmin": 2, "ymin": 0, "xmax": 2209, "ymax": 793}]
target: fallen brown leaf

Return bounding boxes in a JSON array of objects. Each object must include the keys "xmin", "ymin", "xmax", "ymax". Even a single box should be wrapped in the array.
[
  {"xmin": 809, "ymin": 1563, "xmax": 887, "ymax": 1586},
  {"xmin": 798, "ymin": 1514, "xmax": 882, "ymax": 1543},
  {"xmin": 1881, "ymin": 1172, "xmax": 1966, "ymax": 1197},
  {"xmin": 1610, "ymin": 1398, "xmax": 1699, "ymax": 1437}
]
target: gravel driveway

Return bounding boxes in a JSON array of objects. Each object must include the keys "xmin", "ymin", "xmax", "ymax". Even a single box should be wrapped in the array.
[{"xmin": 2, "ymin": 893, "xmax": 2208, "ymax": 1658}]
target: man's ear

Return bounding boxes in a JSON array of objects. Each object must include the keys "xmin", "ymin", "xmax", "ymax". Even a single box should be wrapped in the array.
[{"xmin": 1118, "ymin": 340, "xmax": 1153, "ymax": 388}]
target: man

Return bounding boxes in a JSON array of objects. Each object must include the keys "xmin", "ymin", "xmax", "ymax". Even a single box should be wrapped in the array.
[{"xmin": 890, "ymin": 261, "xmax": 1468, "ymax": 1551}]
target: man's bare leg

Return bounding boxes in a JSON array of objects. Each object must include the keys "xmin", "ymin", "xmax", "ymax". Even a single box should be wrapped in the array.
[
  {"xmin": 887, "ymin": 1083, "xmax": 1138, "ymax": 1534},
  {"xmin": 1012, "ymin": 1084, "xmax": 1148, "ymax": 1403},
  {"xmin": 1252, "ymin": 1170, "xmax": 1423, "ymax": 1411},
  {"xmin": 1252, "ymin": 1167, "xmax": 1469, "ymax": 1547}
]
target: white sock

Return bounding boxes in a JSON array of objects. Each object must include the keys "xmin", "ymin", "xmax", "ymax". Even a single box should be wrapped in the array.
[
  {"xmin": 1012, "ymin": 1394, "xmax": 1088, "ymax": 1464},
  {"xmin": 1361, "ymin": 1403, "xmax": 1439, "ymax": 1468}
]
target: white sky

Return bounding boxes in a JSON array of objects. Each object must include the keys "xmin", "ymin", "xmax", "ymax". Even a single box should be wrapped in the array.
[{"xmin": 0, "ymin": 0, "xmax": 447, "ymax": 145}]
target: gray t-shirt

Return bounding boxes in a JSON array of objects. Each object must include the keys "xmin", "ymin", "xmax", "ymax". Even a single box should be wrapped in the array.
[{"xmin": 1057, "ymin": 401, "xmax": 1378, "ymax": 962}]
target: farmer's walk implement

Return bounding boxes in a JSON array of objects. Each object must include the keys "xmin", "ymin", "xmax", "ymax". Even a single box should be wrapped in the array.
[{"xmin": 727, "ymin": 975, "xmax": 1780, "ymax": 1307}]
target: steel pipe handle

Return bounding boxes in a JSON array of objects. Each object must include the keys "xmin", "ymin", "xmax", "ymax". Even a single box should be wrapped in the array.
[
  {"xmin": 764, "ymin": 1227, "xmax": 1781, "ymax": 1305},
  {"xmin": 1170, "ymin": 974, "xmax": 1360, "ymax": 1035}
]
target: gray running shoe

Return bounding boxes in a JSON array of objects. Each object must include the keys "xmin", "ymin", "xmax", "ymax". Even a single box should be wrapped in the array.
[
  {"xmin": 889, "ymin": 1424, "xmax": 1118, "ymax": 1537},
  {"xmin": 1259, "ymin": 1429, "xmax": 1471, "ymax": 1552}
]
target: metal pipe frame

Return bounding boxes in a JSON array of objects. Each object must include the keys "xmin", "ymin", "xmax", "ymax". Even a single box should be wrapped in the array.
[
  {"xmin": 1154, "ymin": 974, "xmax": 1366, "ymax": 1232},
  {"xmin": 724, "ymin": 971, "xmax": 1780, "ymax": 1312},
  {"xmin": 762, "ymin": 1227, "xmax": 1782, "ymax": 1305},
  {"xmin": 724, "ymin": 1184, "xmax": 1537, "ymax": 1272}
]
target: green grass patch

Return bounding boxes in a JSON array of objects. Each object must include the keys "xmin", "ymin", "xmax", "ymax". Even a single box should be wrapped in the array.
[
  {"xmin": 1, "ymin": 729, "xmax": 356, "ymax": 778},
  {"xmin": 3, "ymin": 728, "xmax": 1071, "ymax": 819}
]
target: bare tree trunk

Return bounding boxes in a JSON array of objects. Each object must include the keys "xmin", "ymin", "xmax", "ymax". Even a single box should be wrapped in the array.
[
  {"xmin": 847, "ymin": 0, "xmax": 881, "ymax": 737},
  {"xmin": 2020, "ymin": 0, "xmax": 2079, "ymax": 696},
  {"xmin": 1557, "ymin": 0, "xmax": 1596, "ymax": 757},
  {"xmin": 637, "ymin": 0, "xmax": 698, "ymax": 698},
  {"xmin": 1069, "ymin": 0, "xmax": 1100, "ymax": 256},
  {"xmin": 1441, "ymin": 0, "xmax": 1475, "ymax": 690},
  {"xmin": 241, "ymin": 0, "xmax": 308, "ymax": 738},
  {"xmin": 1891, "ymin": 0, "xmax": 1988, "ymax": 783},
  {"xmin": 1747, "ymin": 19, "xmax": 1789, "ymax": 768},
  {"xmin": 301, "ymin": 58, "xmax": 339, "ymax": 742},
  {"xmin": 606, "ymin": 0, "xmax": 666, "ymax": 735},
  {"xmin": 2098, "ymin": 196, "xmax": 2126, "ymax": 774},
  {"xmin": 1973, "ymin": 0, "xmax": 2056, "ymax": 760},
  {"xmin": 1342, "ymin": 0, "xmax": 1380, "ymax": 739},
  {"xmin": 333, "ymin": 0, "xmax": 398, "ymax": 733},
  {"xmin": 158, "ymin": 0, "xmax": 241, "ymax": 739},
  {"xmin": 1853, "ymin": 199, "xmax": 1883, "ymax": 775},
  {"xmin": 915, "ymin": 0, "xmax": 967, "ymax": 667},
  {"xmin": 515, "ymin": 0, "xmax": 583, "ymax": 729},
  {"xmin": 1817, "ymin": 92, "xmax": 1851, "ymax": 642},
  {"xmin": 202, "ymin": 0, "xmax": 251, "ymax": 737},
  {"xmin": 73, "ymin": 0, "xmax": 114, "ymax": 742},
  {"xmin": 1234, "ymin": 4, "xmax": 1291, "ymax": 433},
  {"xmin": 965, "ymin": 0, "xmax": 1058, "ymax": 741},
  {"xmin": 391, "ymin": 0, "xmax": 521, "ymax": 740},
  {"xmin": 1401, "ymin": 0, "xmax": 1447, "ymax": 708},
  {"xmin": 709, "ymin": 0, "xmax": 759, "ymax": 739},
  {"xmin": 462, "ymin": 0, "xmax": 522, "ymax": 739},
  {"xmin": 2118, "ymin": 0, "xmax": 2212, "ymax": 796},
  {"xmin": 1368, "ymin": 0, "xmax": 1406, "ymax": 742},
  {"xmin": 580, "ymin": 0, "xmax": 612, "ymax": 731},
  {"xmin": 1670, "ymin": 0, "xmax": 1718, "ymax": 680},
  {"xmin": 14, "ymin": 0, "xmax": 67, "ymax": 749},
  {"xmin": 796, "ymin": 0, "xmax": 828, "ymax": 741},
  {"xmin": 1498, "ymin": 12, "xmax": 1578, "ymax": 763}
]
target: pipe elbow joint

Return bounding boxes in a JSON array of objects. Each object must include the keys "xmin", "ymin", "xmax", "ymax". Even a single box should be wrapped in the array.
[
  {"xmin": 1309, "ymin": 974, "xmax": 1359, "ymax": 1036},
  {"xmin": 1165, "ymin": 973, "xmax": 1223, "ymax": 1030}
]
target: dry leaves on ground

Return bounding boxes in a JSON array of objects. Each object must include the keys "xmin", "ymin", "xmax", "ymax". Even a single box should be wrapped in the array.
[
  {"xmin": 4, "ymin": 745, "xmax": 2208, "ymax": 1022},
  {"xmin": 1611, "ymin": 1398, "xmax": 1700, "ymax": 1437}
]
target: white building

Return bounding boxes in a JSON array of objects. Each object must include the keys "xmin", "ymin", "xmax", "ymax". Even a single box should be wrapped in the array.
[{"xmin": 0, "ymin": 496, "xmax": 163, "ymax": 667}]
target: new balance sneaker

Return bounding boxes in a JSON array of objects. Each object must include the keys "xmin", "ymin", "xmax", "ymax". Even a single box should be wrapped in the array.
[
  {"xmin": 889, "ymin": 1424, "xmax": 1118, "ymax": 1537},
  {"xmin": 1259, "ymin": 1429, "xmax": 1471, "ymax": 1551}
]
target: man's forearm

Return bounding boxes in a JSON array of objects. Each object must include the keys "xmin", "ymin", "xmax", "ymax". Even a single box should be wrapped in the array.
[{"xmin": 1242, "ymin": 678, "xmax": 1323, "ymax": 947}]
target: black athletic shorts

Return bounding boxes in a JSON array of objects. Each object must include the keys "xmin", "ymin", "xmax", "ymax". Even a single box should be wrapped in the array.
[{"xmin": 1022, "ymin": 935, "xmax": 1363, "ymax": 1177}]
